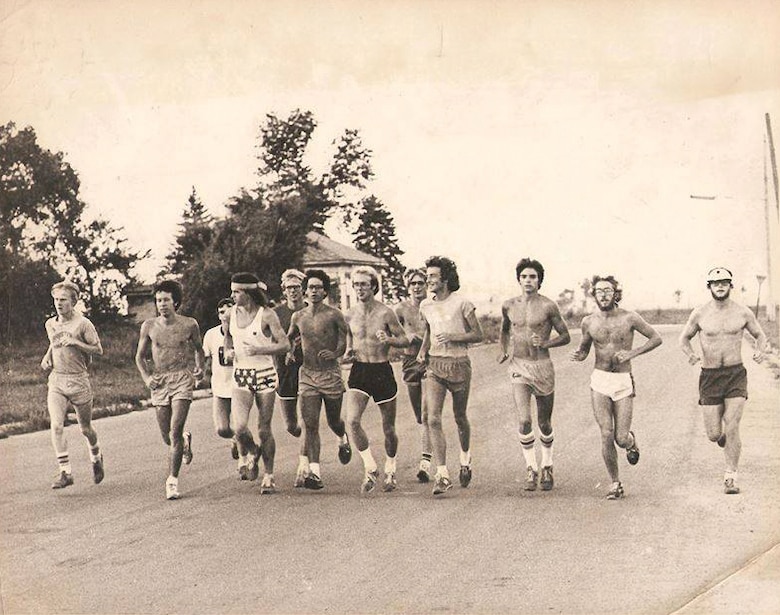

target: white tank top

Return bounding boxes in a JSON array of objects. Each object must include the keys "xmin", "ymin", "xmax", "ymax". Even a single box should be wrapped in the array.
[{"xmin": 229, "ymin": 306, "xmax": 275, "ymax": 371}]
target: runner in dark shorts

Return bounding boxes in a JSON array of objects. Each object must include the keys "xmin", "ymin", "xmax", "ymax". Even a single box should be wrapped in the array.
[
  {"xmin": 347, "ymin": 361, "xmax": 398, "ymax": 403},
  {"xmin": 698, "ymin": 364, "xmax": 748, "ymax": 405}
]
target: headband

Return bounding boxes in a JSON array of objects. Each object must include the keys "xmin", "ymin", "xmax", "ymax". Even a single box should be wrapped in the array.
[{"xmin": 231, "ymin": 281, "xmax": 268, "ymax": 291}]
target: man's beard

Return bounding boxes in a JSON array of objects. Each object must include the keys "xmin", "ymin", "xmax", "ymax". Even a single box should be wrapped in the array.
[
  {"xmin": 597, "ymin": 300, "xmax": 615, "ymax": 312},
  {"xmin": 711, "ymin": 288, "xmax": 731, "ymax": 302}
]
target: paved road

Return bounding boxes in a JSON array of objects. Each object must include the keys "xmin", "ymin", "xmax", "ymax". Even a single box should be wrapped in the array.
[{"xmin": 1, "ymin": 326, "xmax": 778, "ymax": 614}]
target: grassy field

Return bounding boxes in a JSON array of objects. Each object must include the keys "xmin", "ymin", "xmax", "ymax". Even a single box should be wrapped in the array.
[{"xmin": 2, "ymin": 311, "xmax": 777, "ymax": 438}]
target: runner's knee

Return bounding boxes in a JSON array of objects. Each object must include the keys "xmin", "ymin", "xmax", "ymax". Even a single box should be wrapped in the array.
[
  {"xmin": 217, "ymin": 426, "xmax": 233, "ymax": 439},
  {"xmin": 519, "ymin": 420, "xmax": 533, "ymax": 435}
]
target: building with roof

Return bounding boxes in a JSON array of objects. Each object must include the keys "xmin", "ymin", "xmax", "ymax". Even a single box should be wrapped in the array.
[{"xmin": 123, "ymin": 232, "xmax": 384, "ymax": 321}]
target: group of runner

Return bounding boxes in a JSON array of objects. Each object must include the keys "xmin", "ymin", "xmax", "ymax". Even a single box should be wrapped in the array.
[{"xmin": 41, "ymin": 259, "xmax": 768, "ymax": 500}]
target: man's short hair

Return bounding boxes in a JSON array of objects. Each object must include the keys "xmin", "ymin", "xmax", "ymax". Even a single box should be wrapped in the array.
[
  {"xmin": 216, "ymin": 297, "xmax": 234, "ymax": 310},
  {"xmin": 590, "ymin": 275, "xmax": 623, "ymax": 304},
  {"xmin": 352, "ymin": 266, "xmax": 380, "ymax": 295},
  {"xmin": 154, "ymin": 279, "xmax": 184, "ymax": 309},
  {"xmin": 403, "ymin": 268, "xmax": 426, "ymax": 287},
  {"xmin": 304, "ymin": 269, "xmax": 331, "ymax": 295},
  {"xmin": 515, "ymin": 258, "xmax": 545, "ymax": 287},
  {"xmin": 230, "ymin": 272, "xmax": 268, "ymax": 307},
  {"xmin": 425, "ymin": 255, "xmax": 460, "ymax": 292},
  {"xmin": 281, "ymin": 269, "xmax": 305, "ymax": 287},
  {"xmin": 51, "ymin": 281, "xmax": 80, "ymax": 302}
]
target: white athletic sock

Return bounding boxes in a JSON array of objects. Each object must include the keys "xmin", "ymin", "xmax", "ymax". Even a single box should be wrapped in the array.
[
  {"xmin": 310, "ymin": 462, "xmax": 321, "ymax": 477},
  {"xmin": 519, "ymin": 433, "xmax": 537, "ymax": 470},
  {"xmin": 167, "ymin": 475, "xmax": 178, "ymax": 485},
  {"xmin": 540, "ymin": 431, "xmax": 554, "ymax": 467},
  {"xmin": 359, "ymin": 448, "xmax": 377, "ymax": 473},
  {"xmin": 298, "ymin": 455, "xmax": 310, "ymax": 472},
  {"xmin": 724, "ymin": 470, "xmax": 738, "ymax": 481},
  {"xmin": 437, "ymin": 465, "xmax": 450, "ymax": 479},
  {"xmin": 384, "ymin": 456, "xmax": 397, "ymax": 474},
  {"xmin": 459, "ymin": 449, "xmax": 471, "ymax": 467},
  {"xmin": 340, "ymin": 433, "xmax": 348, "ymax": 445}
]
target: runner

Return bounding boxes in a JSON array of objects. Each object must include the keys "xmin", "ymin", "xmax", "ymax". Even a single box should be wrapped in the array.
[
  {"xmin": 134, "ymin": 279, "xmax": 205, "ymax": 500},
  {"xmin": 417, "ymin": 256, "xmax": 484, "ymax": 496},
  {"xmin": 224, "ymin": 272, "xmax": 289, "ymax": 494},
  {"xmin": 344, "ymin": 266, "xmax": 409, "ymax": 493},
  {"xmin": 287, "ymin": 269, "xmax": 352, "ymax": 490},
  {"xmin": 274, "ymin": 269, "xmax": 305, "ymax": 439},
  {"xmin": 41, "ymin": 281, "xmax": 105, "ymax": 490},
  {"xmin": 497, "ymin": 258, "xmax": 570, "ymax": 491},
  {"xmin": 394, "ymin": 268, "xmax": 433, "ymax": 482},
  {"xmin": 570, "ymin": 275, "xmax": 661, "ymax": 500},
  {"xmin": 679, "ymin": 267, "xmax": 768, "ymax": 495},
  {"xmin": 202, "ymin": 298, "xmax": 239, "ymax": 463}
]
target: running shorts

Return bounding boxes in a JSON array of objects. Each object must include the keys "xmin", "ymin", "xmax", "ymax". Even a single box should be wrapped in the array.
[
  {"xmin": 699, "ymin": 364, "xmax": 748, "ymax": 405},
  {"xmin": 508, "ymin": 357, "xmax": 555, "ymax": 396},
  {"xmin": 426, "ymin": 356, "xmax": 472, "ymax": 394},
  {"xmin": 276, "ymin": 362, "xmax": 300, "ymax": 400},
  {"xmin": 348, "ymin": 361, "xmax": 398, "ymax": 404},
  {"xmin": 48, "ymin": 372, "xmax": 93, "ymax": 406},
  {"xmin": 298, "ymin": 365, "xmax": 345, "ymax": 399},
  {"xmin": 150, "ymin": 369, "xmax": 195, "ymax": 407},
  {"xmin": 590, "ymin": 369, "xmax": 635, "ymax": 402},
  {"xmin": 233, "ymin": 366, "xmax": 277, "ymax": 394},
  {"xmin": 401, "ymin": 354, "xmax": 426, "ymax": 384}
]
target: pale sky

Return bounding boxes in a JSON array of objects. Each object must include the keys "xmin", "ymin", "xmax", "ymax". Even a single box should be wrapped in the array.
[{"xmin": 2, "ymin": 0, "xmax": 779, "ymax": 313}]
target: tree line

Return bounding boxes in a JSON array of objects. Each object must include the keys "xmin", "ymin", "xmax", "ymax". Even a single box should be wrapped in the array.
[{"xmin": 0, "ymin": 110, "xmax": 407, "ymax": 344}]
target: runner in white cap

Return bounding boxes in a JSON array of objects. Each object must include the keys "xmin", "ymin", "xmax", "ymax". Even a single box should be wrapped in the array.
[{"xmin": 679, "ymin": 267, "xmax": 767, "ymax": 495}]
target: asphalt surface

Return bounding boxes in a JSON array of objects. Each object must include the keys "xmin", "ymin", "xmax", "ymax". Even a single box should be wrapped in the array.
[{"xmin": 1, "ymin": 326, "xmax": 778, "ymax": 614}]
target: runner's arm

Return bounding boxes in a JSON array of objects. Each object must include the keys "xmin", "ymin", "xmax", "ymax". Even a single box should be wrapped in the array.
[
  {"xmin": 624, "ymin": 313, "xmax": 662, "ymax": 360},
  {"xmin": 134, "ymin": 321, "xmax": 154, "ymax": 384},
  {"xmin": 542, "ymin": 304, "xmax": 571, "ymax": 350},
  {"xmin": 498, "ymin": 303, "xmax": 511, "ymax": 362},
  {"xmin": 678, "ymin": 310, "xmax": 701, "ymax": 364},
  {"xmin": 570, "ymin": 319, "xmax": 592, "ymax": 361}
]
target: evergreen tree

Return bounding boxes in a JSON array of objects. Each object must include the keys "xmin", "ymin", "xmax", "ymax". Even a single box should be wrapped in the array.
[
  {"xmin": 353, "ymin": 196, "xmax": 405, "ymax": 301},
  {"xmin": 166, "ymin": 187, "xmax": 214, "ymax": 275}
]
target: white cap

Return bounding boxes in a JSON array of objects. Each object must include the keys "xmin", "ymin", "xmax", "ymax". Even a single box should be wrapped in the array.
[{"xmin": 706, "ymin": 267, "xmax": 732, "ymax": 283}]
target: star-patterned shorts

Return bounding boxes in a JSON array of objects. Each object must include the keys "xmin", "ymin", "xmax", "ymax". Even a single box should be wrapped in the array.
[{"xmin": 233, "ymin": 367, "xmax": 278, "ymax": 394}]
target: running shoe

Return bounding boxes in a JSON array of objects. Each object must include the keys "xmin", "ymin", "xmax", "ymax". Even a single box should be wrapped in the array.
[
  {"xmin": 459, "ymin": 465, "xmax": 472, "ymax": 488},
  {"xmin": 247, "ymin": 444, "xmax": 261, "ymax": 481},
  {"xmin": 360, "ymin": 470, "xmax": 379, "ymax": 494},
  {"xmin": 51, "ymin": 471, "xmax": 74, "ymax": 490},
  {"xmin": 238, "ymin": 464, "xmax": 249, "ymax": 481},
  {"xmin": 432, "ymin": 474, "xmax": 453, "ymax": 496},
  {"xmin": 606, "ymin": 482, "xmax": 624, "ymax": 500},
  {"xmin": 383, "ymin": 472, "xmax": 397, "ymax": 492},
  {"xmin": 294, "ymin": 467, "xmax": 307, "ymax": 488},
  {"xmin": 304, "ymin": 472, "xmax": 324, "ymax": 490},
  {"xmin": 338, "ymin": 438, "xmax": 352, "ymax": 465},
  {"xmin": 539, "ymin": 466, "xmax": 554, "ymax": 491},
  {"xmin": 288, "ymin": 423, "xmax": 302, "ymax": 438},
  {"xmin": 724, "ymin": 478, "xmax": 740, "ymax": 495},
  {"xmin": 524, "ymin": 466, "xmax": 539, "ymax": 491},
  {"xmin": 182, "ymin": 431, "xmax": 193, "ymax": 465},
  {"xmin": 165, "ymin": 479, "xmax": 180, "ymax": 500},
  {"xmin": 230, "ymin": 439, "xmax": 239, "ymax": 460},
  {"xmin": 717, "ymin": 434, "xmax": 727, "ymax": 448},
  {"xmin": 260, "ymin": 475, "xmax": 276, "ymax": 495},
  {"xmin": 626, "ymin": 431, "xmax": 640, "ymax": 465},
  {"xmin": 416, "ymin": 460, "xmax": 432, "ymax": 483},
  {"xmin": 92, "ymin": 454, "xmax": 105, "ymax": 485}
]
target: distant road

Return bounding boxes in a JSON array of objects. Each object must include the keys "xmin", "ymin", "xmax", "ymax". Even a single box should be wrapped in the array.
[{"xmin": 1, "ymin": 327, "xmax": 778, "ymax": 614}]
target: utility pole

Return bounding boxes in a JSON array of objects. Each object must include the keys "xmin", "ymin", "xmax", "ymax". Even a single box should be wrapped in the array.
[{"xmin": 764, "ymin": 113, "xmax": 778, "ymax": 323}]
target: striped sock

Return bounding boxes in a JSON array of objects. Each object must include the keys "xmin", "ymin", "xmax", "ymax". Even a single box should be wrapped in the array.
[
  {"xmin": 519, "ymin": 432, "xmax": 537, "ymax": 470},
  {"xmin": 540, "ymin": 431, "xmax": 554, "ymax": 467},
  {"xmin": 57, "ymin": 453, "xmax": 72, "ymax": 475}
]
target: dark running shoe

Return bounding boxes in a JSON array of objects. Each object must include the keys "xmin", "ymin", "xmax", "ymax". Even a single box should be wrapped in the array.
[
  {"xmin": 92, "ymin": 454, "xmax": 105, "ymax": 485},
  {"xmin": 724, "ymin": 478, "xmax": 740, "ymax": 495},
  {"xmin": 416, "ymin": 460, "xmax": 432, "ymax": 483},
  {"xmin": 182, "ymin": 432, "xmax": 193, "ymax": 465},
  {"xmin": 459, "ymin": 465, "xmax": 472, "ymax": 488},
  {"xmin": 717, "ymin": 434, "xmax": 727, "ymax": 448},
  {"xmin": 338, "ymin": 438, "xmax": 352, "ymax": 465},
  {"xmin": 524, "ymin": 466, "xmax": 539, "ymax": 491},
  {"xmin": 606, "ymin": 482, "xmax": 624, "ymax": 500},
  {"xmin": 360, "ymin": 470, "xmax": 379, "ymax": 494},
  {"xmin": 304, "ymin": 472, "xmax": 325, "ymax": 490},
  {"xmin": 626, "ymin": 431, "xmax": 640, "ymax": 465},
  {"xmin": 539, "ymin": 466, "xmax": 554, "ymax": 491},
  {"xmin": 230, "ymin": 439, "xmax": 239, "ymax": 460}
]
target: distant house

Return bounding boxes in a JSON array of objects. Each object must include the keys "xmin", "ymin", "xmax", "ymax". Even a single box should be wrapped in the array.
[
  {"xmin": 123, "ymin": 232, "xmax": 384, "ymax": 322},
  {"xmin": 303, "ymin": 232, "xmax": 384, "ymax": 311}
]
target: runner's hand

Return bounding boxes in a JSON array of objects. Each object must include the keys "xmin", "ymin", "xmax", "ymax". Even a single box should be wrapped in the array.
[
  {"xmin": 614, "ymin": 350, "xmax": 632, "ymax": 364},
  {"xmin": 41, "ymin": 356, "xmax": 53, "ymax": 371},
  {"xmin": 570, "ymin": 349, "xmax": 587, "ymax": 362},
  {"xmin": 752, "ymin": 350, "xmax": 765, "ymax": 364},
  {"xmin": 686, "ymin": 353, "xmax": 701, "ymax": 366},
  {"xmin": 318, "ymin": 349, "xmax": 337, "ymax": 361}
]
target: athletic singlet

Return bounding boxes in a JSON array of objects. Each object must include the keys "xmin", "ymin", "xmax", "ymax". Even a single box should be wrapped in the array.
[{"xmin": 229, "ymin": 306, "xmax": 275, "ymax": 371}]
